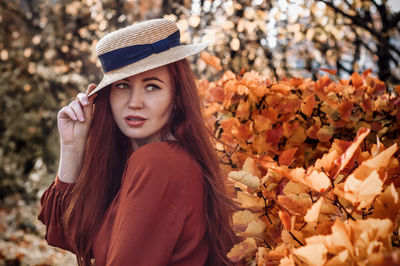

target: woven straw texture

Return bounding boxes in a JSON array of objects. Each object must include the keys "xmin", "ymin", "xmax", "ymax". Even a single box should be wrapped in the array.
[{"xmin": 96, "ymin": 19, "xmax": 178, "ymax": 56}]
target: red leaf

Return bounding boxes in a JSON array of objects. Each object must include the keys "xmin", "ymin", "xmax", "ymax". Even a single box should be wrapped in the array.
[
  {"xmin": 266, "ymin": 125, "xmax": 283, "ymax": 145},
  {"xmin": 318, "ymin": 68, "xmax": 337, "ymax": 75},
  {"xmin": 279, "ymin": 148, "xmax": 298, "ymax": 166}
]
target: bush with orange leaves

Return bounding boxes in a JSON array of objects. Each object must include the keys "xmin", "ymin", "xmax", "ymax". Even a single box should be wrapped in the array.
[{"xmin": 199, "ymin": 69, "xmax": 400, "ymax": 265}]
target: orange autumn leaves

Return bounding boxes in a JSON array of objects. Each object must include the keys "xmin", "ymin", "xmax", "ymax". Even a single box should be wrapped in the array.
[
  {"xmin": 199, "ymin": 69, "xmax": 400, "ymax": 265},
  {"xmin": 226, "ymin": 128, "xmax": 400, "ymax": 265},
  {"xmin": 199, "ymin": 69, "xmax": 400, "ymax": 170}
]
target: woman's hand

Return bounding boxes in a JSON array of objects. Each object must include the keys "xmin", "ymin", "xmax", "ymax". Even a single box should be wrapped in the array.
[
  {"xmin": 56, "ymin": 84, "xmax": 97, "ymax": 183},
  {"xmin": 57, "ymin": 84, "xmax": 97, "ymax": 147}
]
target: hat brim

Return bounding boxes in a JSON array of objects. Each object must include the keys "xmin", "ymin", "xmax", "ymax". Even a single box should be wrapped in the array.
[{"xmin": 88, "ymin": 41, "xmax": 212, "ymax": 97}]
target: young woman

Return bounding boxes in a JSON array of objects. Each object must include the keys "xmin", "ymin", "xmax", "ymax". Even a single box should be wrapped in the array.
[{"xmin": 38, "ymin": 19, "xmax": 237, "ymax": 265}]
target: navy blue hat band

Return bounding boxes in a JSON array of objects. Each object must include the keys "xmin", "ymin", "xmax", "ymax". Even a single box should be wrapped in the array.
[{"xmin": 99, "ymin": 30, "xmax": 181, "ymax": 73}]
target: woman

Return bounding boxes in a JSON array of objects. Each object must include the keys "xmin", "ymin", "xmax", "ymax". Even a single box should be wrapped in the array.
[{"xmin": 38, "ymin": 19, "xmax": 237, "ymax": 265}]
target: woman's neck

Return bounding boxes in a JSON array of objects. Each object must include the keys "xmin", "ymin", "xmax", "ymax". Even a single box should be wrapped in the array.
[{"xmin": 130, "ymin": 132, "xmax": 176, "ymax": 151}]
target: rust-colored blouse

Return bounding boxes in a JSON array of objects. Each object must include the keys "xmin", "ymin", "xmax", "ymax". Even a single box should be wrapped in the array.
[{"xmin": 38, "ymin": 142, "xmax": 209, "ymax": 265}]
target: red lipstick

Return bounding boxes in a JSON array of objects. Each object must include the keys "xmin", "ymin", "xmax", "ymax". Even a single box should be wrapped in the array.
[{"xmin": 124, "ymin": 115, "xmax": 147, "ymax": 126}]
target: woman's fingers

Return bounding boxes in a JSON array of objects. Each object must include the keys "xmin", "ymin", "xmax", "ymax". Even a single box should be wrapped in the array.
[
  {"xmin": 77, "ymin": 92, "xmax": 89, "ymax": 107},
  {"xmin": 58, "ymin": 106, "xmax": 78, "ymax": 121},
  {"xmin": 82, "ymin": 83, "xmax": 98, "ymax": 121},
  {"xmin": 86, "ymin": 83, "xmax": 97, "ymax": 96},
  {"xmin": 57, "ymin": 83, "xmax": 98, "ymax": 126},
  {"xmin": 69, "ymin": 100, "xmax": 85, "ymax": 122}
]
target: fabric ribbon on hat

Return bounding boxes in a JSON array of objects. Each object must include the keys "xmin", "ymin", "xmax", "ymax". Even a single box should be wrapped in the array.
[{"xmin": 99, "ymin": 30, "xmax": 181, "ymax": 73}]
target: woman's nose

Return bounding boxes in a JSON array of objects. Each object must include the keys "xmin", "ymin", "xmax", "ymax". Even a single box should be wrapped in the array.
[{"xmin": 127, "ymin": 89, "xmax": 144, "ymax": 110}]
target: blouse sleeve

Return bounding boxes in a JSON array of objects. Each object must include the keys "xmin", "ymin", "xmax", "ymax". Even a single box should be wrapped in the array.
[
  {"xmin": 38, "ymin": 176, "xmax": 75, "ymax": 253},
  {"xmin": 105, "ymin": 143, "xmax": 201, "ymax": 266}
]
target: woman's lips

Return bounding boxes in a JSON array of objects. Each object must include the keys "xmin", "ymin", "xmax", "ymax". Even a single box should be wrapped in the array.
[{"xmin": 124, "ymin": 115, "xmax": 148, "ymax": 127}]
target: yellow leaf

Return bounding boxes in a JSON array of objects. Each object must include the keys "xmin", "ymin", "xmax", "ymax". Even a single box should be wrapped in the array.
[
  {"xmin": 290, "ymin": 168, "xmax": 331, "ymax": 193},
  {"xmin": 228, "ymin": 170, "xmax": 260, "ymax": 190},
  {"xmin": 242, "ymin": 158, "xmax": 261, "ymax": 177},
  {"xmin": 325, "ymin": 250, "xmax": 351, "ymax": 266},
  {"xmin": 236, "ymin": 191, "xmax": 265, "ymax": 211},
  {"xmin": 372, "ymin": 183, "xmax": 400, "ymax": 221},
  {"xmin": 237, "ymin": 219, "xmax": 267, "ymax": 238},
  {"xmin": 334, "ymin": 127, "xmax": 370, "ymax": 178},
  {"xmin": 227, "ymin": 237, "xmax": 257, "ymax": 262},
  {"xmin": 279, "ymin": 254, "xmax": 295, "ymax": 266},
  {"xmin": 232, "ymin": 210, "xmax": 259, "ymax": 231},
  {"xmin": 277, "ymin": 194, "xmax": 312, "ymax": 216},
  {"xmin": 304, "ymin": 197, "xmax": 324, "ymax": 223},
  {"xmin": 335, "ymin": 170, "xmax": 383, "ymax": 209},
  {"xmin": 293, "ymin": 244, "xmax": 327, "ymax": 266}
]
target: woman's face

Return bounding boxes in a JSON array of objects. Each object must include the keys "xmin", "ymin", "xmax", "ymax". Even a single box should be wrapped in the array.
[{"xmin": 109, "ymin": 66, "xmax": 174, "ymax": 148}]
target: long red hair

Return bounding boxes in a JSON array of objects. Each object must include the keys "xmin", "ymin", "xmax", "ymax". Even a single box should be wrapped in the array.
[{"xmin": 64, "ymin": 59, "xmax": 238, "ymax": 265}]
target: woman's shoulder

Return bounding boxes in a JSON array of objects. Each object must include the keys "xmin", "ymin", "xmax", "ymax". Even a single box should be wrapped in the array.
[
  {"xmin": 125, "ymin": 141, "xmax": 202, "ymax": 178},
  {"xmin": 122, "ymin": 141, "xmax": 204, "ymax": 200},
  {"xmin": 128, "ymin": 141, "xmax": 193, "ymax": 164}
]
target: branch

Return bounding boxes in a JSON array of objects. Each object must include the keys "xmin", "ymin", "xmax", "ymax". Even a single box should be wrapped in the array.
[
  {"xmin": 372, "ymin": 0, "xmax": 389, "ymax": 30},
  {"xmin": 318, "ymin": 0, "xmax": 383, "ymax": 40},
  {"xmin": 289, "ymin": 231, "xmax": 304, "ymax": 246},
  {"xmin": 389, "ymin": 11, "xmax": 400, "ymax": 29}
]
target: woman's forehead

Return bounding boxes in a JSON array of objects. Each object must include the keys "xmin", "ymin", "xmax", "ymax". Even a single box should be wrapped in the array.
[{"xmin": 125, "ymin": 65, "xmax": 170, "ymax": 81}]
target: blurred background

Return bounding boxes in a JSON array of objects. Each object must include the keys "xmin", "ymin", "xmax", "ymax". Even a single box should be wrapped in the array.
[{"xmin": 0, "ymin": 0, "xmax": 399, "ymax": 264}]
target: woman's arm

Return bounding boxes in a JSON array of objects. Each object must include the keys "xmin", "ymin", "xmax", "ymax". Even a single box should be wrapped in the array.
[
  {"xmin": 56, "ymin": 84, "xmax": 97, "ymax": 183},
  {"xmin": 38, "ymin": 176, "xmax": 75, "ymax": 252},
  {"xmin": 38, "ymin": 84, "xmax": 97, "ymax": 251}
]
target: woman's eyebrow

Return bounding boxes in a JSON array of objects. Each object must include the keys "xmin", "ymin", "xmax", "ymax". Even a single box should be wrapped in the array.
[{"xmin": 142, "ymin": 77, "xmax": 165, "ymax": 84}]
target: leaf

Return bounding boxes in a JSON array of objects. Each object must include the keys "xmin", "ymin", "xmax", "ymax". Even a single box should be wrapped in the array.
[
  {"xmin": 290, "ymin": 168, "xmax": 331, "ymax": 193},
  {"xmin": 306, "ymin": 123, "xmax": 320, "ymax": 139},
  {"xmin": 266, "ymin": 125, "xmax": 283, "ymax": 145},
  {"xmin": 325, "ymin": 250, "xmax": 351, "ymax": 266},
  {"xmin": 316, "ymin": 125, "xmax": 334, "ymax": 142},
  {"xmin": 232, "ymin": 210, "xmax": 260, "ymax": 231},
  {"xmin": 271, "ymin": 82, "xmax": 294, "ymax": 95},
  {"xmin": 307, "ymin": 219, "xmax": 353, "ymax": 254},
  {"xmin": 338, "ymin": 101, "xmax": 353, "ymax": 120},
  {"xmin": 227, "ymin": 237, "xmax": 257, "ymax": 262},
  {"xmin": 351, "ymin": 72, "xmax": 363, "ymax": 88},
  {"xmin": 334, "ymin": 127, "xmax": 370, "ymax": 178},
  {"xmin": 237, "ymin": 219, "xmax": 267, "ymax": 238},
  {"xmin": 292, "ymin": 243, "xmax": 327, "ymax": 266},
  {"xmin": 277, "ymin": 194, "xmax": 311, "ymax": 216},
  {"xmin": 233, "ymin": 121, "xmax": 253, "ymax": 140},
  {"xmin": 236, "ymin": 191, "xmax": 265, "ymax": 211},
  {"xmin": 279, "ymin": 148, "xmax": 298, "ymax": 166},
  {"xmin": 278, "ymin": 210, "xmax": 292, "ymax": 231},
  {"xmin": 334, "ymin": 170, "xmax": 383, "ymax": 209},
  {"xmin": 314, "ymin": 148, "xmax": 340, "ymax": 174},
  {"xmin": 283, "ymin": 181, "xmax": 308, "ymax": 195},
  {"xmin": 318, "ymin": 68, "xmax": 337, "ymax": 75},
  {"xmin": 228, "ymin": 170, "xmax": 260, "ymax": 190},
  {"xmin": 236, "ymin": 100, "xmax": 251, "ymax": 120},
  {"xmin": 304, "ymin": 197, "xmax": 324, "ymax": 223},
  {"xmin": 300, "ymin": 93, "xmax": 315, "ymax": 116},
  {"xmin": 371, "ymin": 183, "xmax": 400, "ymax": 222},
  {"xmin": 253, "ymin": 114, "xmax": 273, "ymax": 132},
  {"xmin": 279, "ymin": 254, "xmax": 295, "ymax": 266},
  {"xmin": 362, "ymin": 143, "xmax": 397, "ymax": 173}
]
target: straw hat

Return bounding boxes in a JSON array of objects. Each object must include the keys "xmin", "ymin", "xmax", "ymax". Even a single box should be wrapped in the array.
[{"xmin": 88, "ymin": 18, "xmax": 212, "ymax": 96}]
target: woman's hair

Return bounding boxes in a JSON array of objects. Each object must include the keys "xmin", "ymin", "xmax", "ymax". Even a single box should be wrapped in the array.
[{"xmin": 64, "ymin": 59, "xmax": 238, "ymax": 265}]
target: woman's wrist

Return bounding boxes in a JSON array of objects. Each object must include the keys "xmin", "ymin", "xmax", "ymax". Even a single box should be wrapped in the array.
[{"xmin": 58, "ymin": 143, "xmax": 86, "ymax": 183}]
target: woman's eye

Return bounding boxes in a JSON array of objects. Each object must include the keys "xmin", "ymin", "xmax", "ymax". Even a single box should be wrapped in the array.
[
  {"xmin": 115, "ymin": 83, "xmax": 130, "ymax": 90},
  {"xmin": 146, "ymin": 84, "xmax": 160, "ymax": 91}
]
